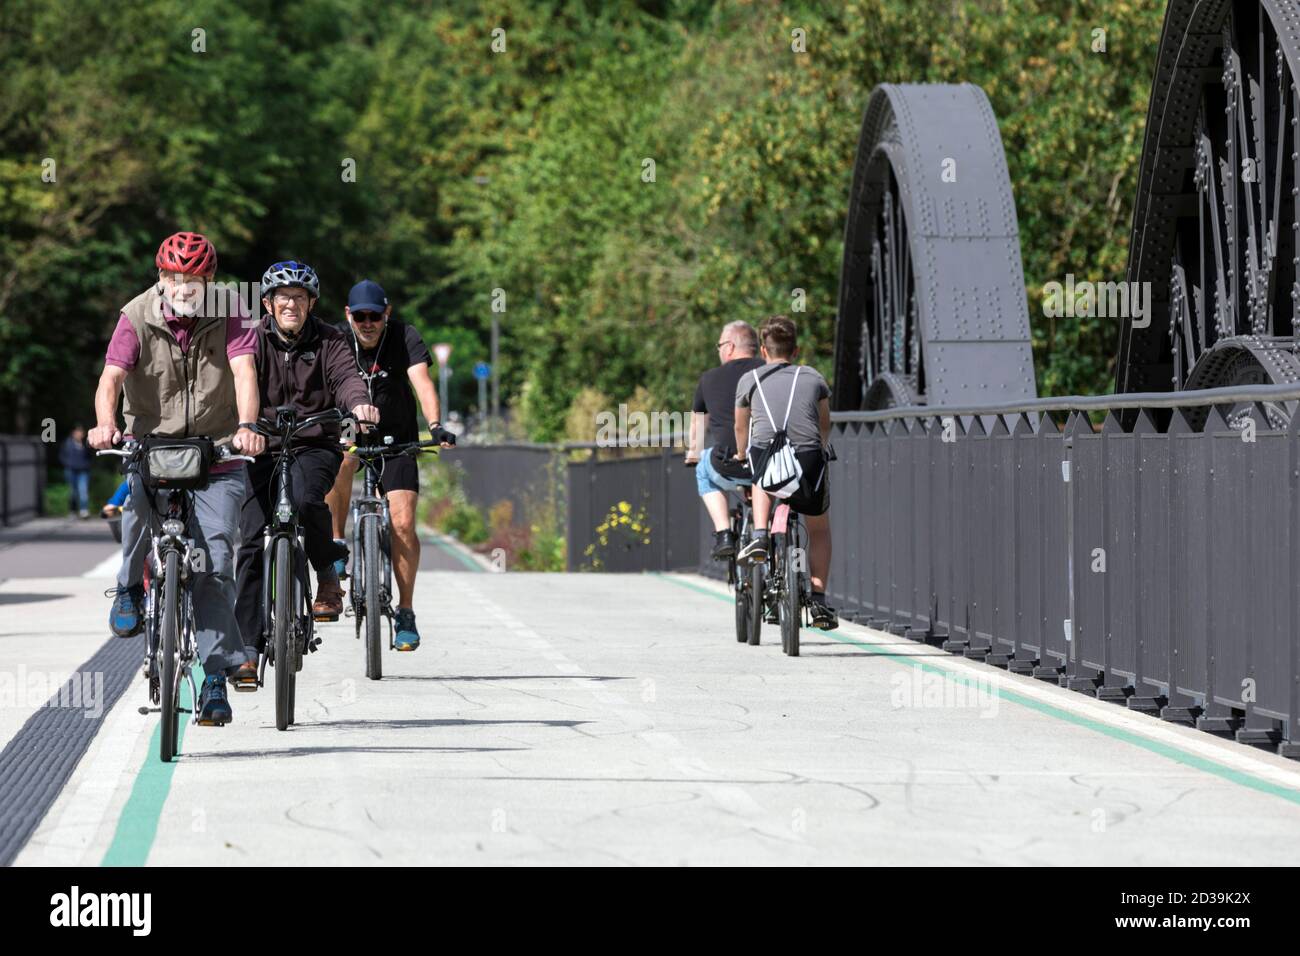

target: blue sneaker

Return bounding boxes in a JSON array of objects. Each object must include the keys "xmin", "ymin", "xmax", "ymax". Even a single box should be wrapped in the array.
[
  {"xmin": 106, "ymin": 584, "xmax": 145, "ymax": 637},
  {"xmin": 394, "ymin": 608, "xmax": 420, "ymax": 651},
  {"xmin": 332, "ymin": 538, "xmax": 349, "ymax": 580},
  {"xmin": 197, "ymin": 674, "xmax": 232, "ymax": 726}
]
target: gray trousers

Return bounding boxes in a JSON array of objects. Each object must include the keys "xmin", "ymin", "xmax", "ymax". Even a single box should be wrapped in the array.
[{"xmin": 116, "ymin": 467, "xmax": 251, "ymax": 676}]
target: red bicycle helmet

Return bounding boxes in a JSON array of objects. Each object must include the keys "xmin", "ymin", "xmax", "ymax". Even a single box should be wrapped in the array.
[{"xmin": 155, "ymin": 231, "xmax": 217, "ymax": 277}]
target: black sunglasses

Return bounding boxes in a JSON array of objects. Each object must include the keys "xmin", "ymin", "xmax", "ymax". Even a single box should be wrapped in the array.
[{"xmin": 353, "ymin": 312, "xmax": 385, "ymax": 323}]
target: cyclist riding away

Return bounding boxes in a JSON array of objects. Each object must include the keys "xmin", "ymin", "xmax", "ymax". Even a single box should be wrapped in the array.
[
  {"xmin": 232, "ymin": 260, "xmax": 378, "ymax": 689},
  {"xmin": 325, "ymin": 279, "xmax": 451, "ymax": 651},
  {"xmin": 685, "ymin": 320, "xmax": 765, "ymax": 560},
  {"xmin": 90, "ymin": 230, "xmax": 265, "ymax": 724},
  {"xmin": 733, "ymin": 315, "xmax": 838, "ymax": 630}
]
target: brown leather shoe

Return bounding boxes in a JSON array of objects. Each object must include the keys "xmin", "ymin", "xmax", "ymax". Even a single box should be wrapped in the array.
[
  {"xmin": 230, "ymin": 660, "xmax": 259, "ymax": 692},
  {"xmin": 313, "ymin": 578, "xmax": 344, "ymax": 621}
]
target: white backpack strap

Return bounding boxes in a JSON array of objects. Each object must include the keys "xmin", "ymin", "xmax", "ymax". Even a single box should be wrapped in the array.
[{"xmin": 780, "ymin": 366, "xmax": 802, "ymax": 429}]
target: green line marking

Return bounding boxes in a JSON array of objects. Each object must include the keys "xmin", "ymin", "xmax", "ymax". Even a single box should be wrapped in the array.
[
  {"xmin": 424, "ymin": 532, "xmax": 483, "ymax": 572},
  {"xmin": 101, "ymin": 666, "xmax": 201, "ymax": 867},
  {"xmin": 656, "ymin": 573, "xmax": 1300, "ymax": 806}
]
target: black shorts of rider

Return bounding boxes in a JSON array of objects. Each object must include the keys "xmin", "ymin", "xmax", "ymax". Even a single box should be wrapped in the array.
[
  {"xmin": 374, "ymin": 452, "xmax": 419, "ymax": 494},
  {"xmin": 752, "ymin": 447, "xmax": 828, "ymax": 516}
]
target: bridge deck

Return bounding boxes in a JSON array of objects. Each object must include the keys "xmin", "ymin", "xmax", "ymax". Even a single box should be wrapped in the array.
[{"xmin": 3, "ymin": 529, "xmax": 1299, "ymax": 865}]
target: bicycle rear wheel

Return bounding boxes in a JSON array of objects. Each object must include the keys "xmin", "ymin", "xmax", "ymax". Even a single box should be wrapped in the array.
[
  {"xmin": 746, "ymin": 561, "xmax": 763, "ymax": 645},
  {"xmin": 159, "ymin": 550, "xmax": 180, "ymax": 761},
  {"xmin": 364, "ymin": 518, "xmax": 382, "ymax": 680},
  {"xmin": 273, "ymin": 537, "xmax": 292, "ymax": 731},
  {"xmin": 780, "ymin": 529, "xmax": 801, "ymax": 657}
]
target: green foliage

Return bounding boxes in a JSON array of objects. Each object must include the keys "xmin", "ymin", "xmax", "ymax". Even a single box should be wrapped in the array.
[{"xmin": 2, "ymin": 0, "xmax": 1170, "ymax": 446}]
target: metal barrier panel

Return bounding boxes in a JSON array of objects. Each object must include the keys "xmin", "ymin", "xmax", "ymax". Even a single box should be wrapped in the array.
[
  {"xmin": 1135, "ymin": 413, "xmax": 1172, "ymax": 703},
  {"xmin": 1038, "ymin": 417, "xmax": 1069, "ymax": 671},
  {"xmin": 1011, "ymin": 415, "xmax": 1039, "ymax": 663},
  {"xmin": 0, "ymin": 437, "xmax": 44, "ymax": 526},
  {"xmin": 1071, "ymin": 414, "xmax": 1106, "ymax": 682},
  {"xmin": 567, "ymin": 449, "xmax": 697, "ymax": 573},
  {"xmin": 451, "ymin": 445, "xmax": 564, "ymax": 532},
  {"xmin": 1168, "ymin": 411, "xmax": 1208, "ymax": 710}
]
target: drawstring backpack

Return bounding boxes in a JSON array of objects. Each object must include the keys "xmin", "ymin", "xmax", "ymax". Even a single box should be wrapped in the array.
[{"xmin": 747, "ymin": 366, "xmax": 803, "ymax": 498}]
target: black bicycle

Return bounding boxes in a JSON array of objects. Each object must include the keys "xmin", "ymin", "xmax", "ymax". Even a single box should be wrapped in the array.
[
  {"xmin": 250, "ymin": 406, "xmax": 348, "ymax": 730},
  {"xmin": 98, "ymin": 438, "xmax": 253, "ymax": 761},
  {"xmin": 727, "ymin": 490, "xmax": 763, "ymax": 646},
  {"xmin": 346, "ymin": 432, "xmax": 453, "ymax": 680}
]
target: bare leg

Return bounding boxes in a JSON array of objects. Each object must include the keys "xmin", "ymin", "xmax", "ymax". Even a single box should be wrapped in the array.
[
  {"xmin": 702, "ymin": 490, "xmax": 730, "ymax": 531},
  {"xmin": 326, "ymin": 454, "xmax": 359, "ymax": 540},
  {"xmin": 751, "ymin": 486, "xmax": 772, "ymax": 530},
  {"xmin": 387, "ymin": 490, "xmax": 419, "ymax": 608},
  {"xmin": 804, "ymin": 511, "xmax": 831, "ymax": 593}
]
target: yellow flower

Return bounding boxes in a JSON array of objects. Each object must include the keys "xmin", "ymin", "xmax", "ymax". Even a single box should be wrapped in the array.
[{"xmin": 617, "ymin": 501, "xmax": 631, "ymax": 515}]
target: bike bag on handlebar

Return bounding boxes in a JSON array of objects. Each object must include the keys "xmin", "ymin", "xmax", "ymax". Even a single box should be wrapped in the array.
[{"xmin": 138, "ymin": 435, "xmax": 216, "ymax": 490}]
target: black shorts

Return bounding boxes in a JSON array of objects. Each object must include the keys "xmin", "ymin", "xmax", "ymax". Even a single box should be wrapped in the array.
[
  {"xmin": 374, "ymin": 452, "xmax": 419, "ymax": 494},
  {"xmin": 747, "ymin": 446, "xmax": 829, "ymax": 516}
]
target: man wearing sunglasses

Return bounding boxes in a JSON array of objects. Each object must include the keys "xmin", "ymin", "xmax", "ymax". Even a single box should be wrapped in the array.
[
  {"xmin": 324, "ymin": 279, "xmax": 448, "ymax": 652},
  {"xmin": 685, "ymin": 320, "xmax": 765, "ymax": 560},
  {"xmin": 230, "ymin": 260, "xmax": 379, "ymax": 690}
]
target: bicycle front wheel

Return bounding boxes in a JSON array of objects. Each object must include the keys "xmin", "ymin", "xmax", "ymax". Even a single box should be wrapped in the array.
[
  {"xmin": 364, "ymin": 518, "xmax": 382, "ymax": 680},
  {"xmin": 273, "ymin": 536, "xmax": 293, "ymax": 731},
  {"xmin": 159, "ymin": 549, "xmax": 180, "ymax": 762},
  {"xmin": 733, "ymin": 552, "xmax": 750, "ymax": 643}
]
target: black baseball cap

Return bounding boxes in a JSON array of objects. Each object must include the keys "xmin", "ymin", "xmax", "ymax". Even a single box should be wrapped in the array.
[{"xmin": 348, "ymin": 279, "xmax": 388, "ymax": 314}]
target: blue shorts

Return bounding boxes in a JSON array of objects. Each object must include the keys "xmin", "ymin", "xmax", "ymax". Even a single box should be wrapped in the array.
[{"xmin": 696, "ymin": 446, "xmax": 751, "ymax": 496}]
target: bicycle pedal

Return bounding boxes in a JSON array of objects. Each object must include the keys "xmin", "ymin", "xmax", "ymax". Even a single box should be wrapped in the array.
[
  {"xmin": 195, "ymin": 719, "xmax": 227, "ymax": 727},
  {"xmin": 312, "ymin": 612, "xmax": 340, "ymax": 623}
]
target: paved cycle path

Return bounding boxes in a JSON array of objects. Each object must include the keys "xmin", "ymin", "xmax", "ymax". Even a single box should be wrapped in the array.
[{"xmin": 7, "ymin": 567, "xmax": 1300, "ymax": 865}]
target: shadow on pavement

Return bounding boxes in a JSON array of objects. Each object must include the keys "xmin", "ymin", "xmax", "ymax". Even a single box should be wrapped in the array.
[
  {"xmin": 183, "ymin": 744, "xmax": 529, "ymax": 761},
  {"xmin": 300, "ymin": 717, "xmax": 591, "ymax": 730},
  {"xmin": 0, "ymin": 592, "xmax": 70, "ymax": 605},
  {"xmin": 382, "ymin": 674, "xmax": 629, "ymax": 682}
]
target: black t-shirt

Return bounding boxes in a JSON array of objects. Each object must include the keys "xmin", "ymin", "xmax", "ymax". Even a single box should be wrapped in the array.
[
  {"xmin": 347, "ymin": 319, "xmax": 433, "ymax": 443},
  {"xmin": 692, "ymin": 355, "xmax": 766, "ymax": 454}
]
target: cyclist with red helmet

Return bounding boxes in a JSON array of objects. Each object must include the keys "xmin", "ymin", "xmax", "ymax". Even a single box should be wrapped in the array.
[{"xmin": 89, "ymin": 231, "xmax": 266, "ymax": 725}]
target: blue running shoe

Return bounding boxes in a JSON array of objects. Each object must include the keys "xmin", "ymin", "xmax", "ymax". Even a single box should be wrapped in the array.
[
  {"xmin": 197, "ymin": 674, "xmax": 232, "ymax": 726},
  {"xmin": 106, "ymin": 584, "xmax": 145, "ymax": 638},
  {"xmin": 394, "ymin": 608, "xmax": 420, "ymax": 651},
  {"xmin": 332, "ymin": 538, "xmax": 349, "ymax": 580}
]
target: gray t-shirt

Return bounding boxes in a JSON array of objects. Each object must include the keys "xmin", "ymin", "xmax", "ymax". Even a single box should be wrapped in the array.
[{"xmin": 735, "ymin": 362, "xmax": 830, "ymax": 451}]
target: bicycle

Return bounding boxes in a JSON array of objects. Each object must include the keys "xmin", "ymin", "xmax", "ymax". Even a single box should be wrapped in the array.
[
  {"xmin": 97, "ymin": 438, "xmax": 253, "ymax": 762},
  {"xmin": 345, "ymin": 432, "xmax": 454, "ymax": 681},
  {"xmin": 249, "ymin": 406, "xmax": 348, "ymax": 731}
]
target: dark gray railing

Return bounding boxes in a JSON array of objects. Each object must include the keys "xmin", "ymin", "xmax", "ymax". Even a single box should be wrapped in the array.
[
  {"xmin": 823, "ymin": 384, "xmax": 1300, "ymax": 757},
  {"xmin": 0, "ymin": 436, "xmax": 45, "ymax": 527}
]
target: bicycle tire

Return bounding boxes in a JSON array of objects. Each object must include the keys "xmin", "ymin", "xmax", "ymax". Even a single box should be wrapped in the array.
[
  {"xmin": 351, "ymin": 521, "xmax": 363, "ymax": 640},
  {"xmin": 781, "ymin": 529, "xmax": 801, "ymax": 657},
  {"xmin": 733, "ymin": 551, "xmax": 749, "ymax": 643},
  {"xmin": 747, "ymin": 561, "xmax": 763, "ymax": 645},
  {"xmin": 159, "ymin": 549, "xmax": 180, "ymax": 762},
  {"xmin": 364, "ymin": 518, "xmax": 382, "ymax": 680},
  {"xmin": 273, "ymin": 536, "xmax": 292, "ymax": 731}
]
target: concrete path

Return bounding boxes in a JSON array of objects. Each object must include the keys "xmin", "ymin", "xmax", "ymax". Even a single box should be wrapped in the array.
[{"xmin": 4, "ymin": 551, "xmax": 1299, "ymax": 865}]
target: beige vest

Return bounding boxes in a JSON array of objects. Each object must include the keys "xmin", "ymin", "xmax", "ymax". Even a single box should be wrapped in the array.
[{"xmin": 119, "ymin": 286, "xmax": 239, "ymax": 446}]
